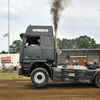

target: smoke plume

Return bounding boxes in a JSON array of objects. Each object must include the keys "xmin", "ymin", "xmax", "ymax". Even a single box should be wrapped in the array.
[{"xmin": 50, "ymin": 0, "xmax": 71, "ymax": 34}]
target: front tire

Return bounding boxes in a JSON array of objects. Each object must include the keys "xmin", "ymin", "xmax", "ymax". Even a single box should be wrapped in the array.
[
  {"xmin": 94, "ymin": 73, "xmax": 100, "ymax": 88},
  {"xmin": 31, "ymin": 68, "xmax": 49, "ymax": 87}
]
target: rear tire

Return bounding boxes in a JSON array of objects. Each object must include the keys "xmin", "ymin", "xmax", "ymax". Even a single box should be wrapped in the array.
[
  {"xmin": 94, "ymin": 73, "xmax": 100, "ymax": 88},
  {"xmin": 31, "ymin": 68, "xmax": 49, "ymax": 87}
]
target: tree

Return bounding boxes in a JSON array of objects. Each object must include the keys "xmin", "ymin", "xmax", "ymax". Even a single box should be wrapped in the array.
[
  {"xmin": 0, "ymin": 50, "xmax": 7, "ymax": 54},
  {"xmin": 90, "ymin": 39, "xmax": 97, "ymax": 49},
  {"xmin": 76, "ymin": 35, "xmax": 91, "ymax": 49},
  {"xmin": 9, "ymin": 40, "xmax": 22, "ymax": 53},
  {"xmin": 57, "ymin": 38, "xmax": 62, "ymax": 49}
]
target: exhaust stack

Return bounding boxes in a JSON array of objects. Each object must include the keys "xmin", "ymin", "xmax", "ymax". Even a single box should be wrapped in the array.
[{"xmin": 50, "ymin": 0, "xmax": 71, "ymax": 64}]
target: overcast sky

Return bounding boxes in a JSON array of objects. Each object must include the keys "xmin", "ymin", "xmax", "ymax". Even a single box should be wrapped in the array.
[{"xmin": 0, "ymin": 0, "xmax": 100, "ymax": 52}]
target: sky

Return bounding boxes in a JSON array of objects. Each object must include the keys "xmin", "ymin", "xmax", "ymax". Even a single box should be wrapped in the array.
[{"xmin": 0, "ymin": 0, "xmax": 100, "ymax": 52}]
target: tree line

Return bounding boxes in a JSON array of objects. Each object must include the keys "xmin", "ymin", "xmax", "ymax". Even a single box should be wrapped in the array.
[
  {"xmin": 57, "ymin": 35, "xmax": 100, "ymax": 49},
  {"xmin": 0, "ymin": 35, "xmax": 100, "ymax": 54}
]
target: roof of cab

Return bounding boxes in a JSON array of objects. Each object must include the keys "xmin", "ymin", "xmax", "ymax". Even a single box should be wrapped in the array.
[
  {"xmin": 20, "ymin": 25, "xmax": 54, "ymax": 39},
  {"xmin": 25, "ymin": 25, "xmax": 53, "ymax": 36}
]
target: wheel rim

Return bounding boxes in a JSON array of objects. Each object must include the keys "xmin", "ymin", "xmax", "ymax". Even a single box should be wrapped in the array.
[{"xmin": 34, "ymin": 72, "xmax": 45, "ymax": 83}]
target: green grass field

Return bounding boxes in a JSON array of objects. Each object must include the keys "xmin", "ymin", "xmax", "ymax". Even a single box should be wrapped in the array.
[{"xmin": 0, "ymin": 72, "xmax": 30, "ymax": 80}]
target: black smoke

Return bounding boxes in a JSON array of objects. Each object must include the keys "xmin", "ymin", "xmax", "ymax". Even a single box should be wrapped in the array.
[{"xmin": 50, "ymin": 0, "xmax": 71, "ymax": 34}]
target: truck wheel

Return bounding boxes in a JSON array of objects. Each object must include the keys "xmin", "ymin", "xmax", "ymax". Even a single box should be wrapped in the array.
[
  {"xmin": 94, "ymin": 73, "xmax": 100, "ymax": 88},
  {"xmin": 31, "ymin": 68, "xmax": 49, "ymax": 87}
]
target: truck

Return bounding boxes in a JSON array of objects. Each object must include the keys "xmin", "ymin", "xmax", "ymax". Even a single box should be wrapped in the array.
[{"xmin": 19, "ymin": 25, "xmax": 100, "ymax": 88}]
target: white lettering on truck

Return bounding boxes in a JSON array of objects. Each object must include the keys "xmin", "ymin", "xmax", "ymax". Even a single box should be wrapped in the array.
[{"xmin": 33, "ymin": 29, "xmax": 48, "ymax": 32}]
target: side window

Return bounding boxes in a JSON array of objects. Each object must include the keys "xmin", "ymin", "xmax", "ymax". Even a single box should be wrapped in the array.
[
  {"xmin": 25, "ymin": 37, "xmax": 40, "ymax": 46},
  {"xmin": 44, "ymin": 37, "xmax": 51, "ymax": 46}
]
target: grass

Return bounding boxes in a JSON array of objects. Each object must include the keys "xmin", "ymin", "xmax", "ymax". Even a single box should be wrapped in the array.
[{"xmin": 0, "ymin": 72, "xmax": 30, "ymax": 80}]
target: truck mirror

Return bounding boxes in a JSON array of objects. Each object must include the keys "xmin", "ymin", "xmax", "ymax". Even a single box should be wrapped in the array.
[{"xmin": 24, "ymin": 38, "xmax": 27, "ymax": 45}]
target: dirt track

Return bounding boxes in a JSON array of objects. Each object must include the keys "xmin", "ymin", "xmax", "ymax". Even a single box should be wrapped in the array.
[{"xmin": 0, "ymin": 80, "xmax": 100, "ymax": 100}]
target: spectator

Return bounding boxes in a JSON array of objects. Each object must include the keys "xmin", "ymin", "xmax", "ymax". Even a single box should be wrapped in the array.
[
  {"xmin": 70, "ymin": 61, "xmax": 72, "ymax": 65},
  {"xmin": 87, "ymin": 60, "xmax": 91, "ymax": 64},
  {"xmin": 75, "ymin": 60, "xmax": 79, "ymax": 65},
  {"xmin": 90, "ymin": 61, "xmax": 94, "ymax": 64},
  {"xmin": 94, "ymin": 59, "xmax": 99, "ymax": 65},
  {"xmin": 96, "ymin": 60, "xmax": 99, "ymax": 65},
  {"xmin": 11, "ymin": 62, "xmax": 14, "ymax": 73},
  {"xmin": 64, "ymin": 59, "xmax": 69, "ymax": 64},
  {"xmin": 94, "ymin": 59, "xmax": 96, "ymax": 65},
  {"xmin": 72, "ymin": 60, "xmax": 76, "ymax": 65},
  {"xmin": 84, "ymin": 59, "xmax": 86, "ymax": 65},
  {"xmin": 63, "ymin": 59, "xmax": 69, "ymax": 67},
  {"xmin": 2, "ymin": 62, "xmax": 5, "ymax": 69},
  {"xmin": 61, "ymin": 62, "xmax": 64, "ymax": 65},
  {"xmin": 16, "ymin": 62, "xmax": 19, "ymax": 73}
]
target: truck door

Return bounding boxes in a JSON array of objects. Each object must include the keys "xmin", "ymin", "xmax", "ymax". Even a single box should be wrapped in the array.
[
  {"xmin": 41, "ymin": 36, "xmax": 55, "ymax": 60},
  {"xmin": 23, "ymin": 37, "xmax": 41, "ymax": 60}
]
